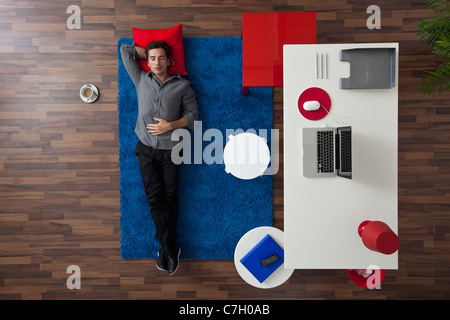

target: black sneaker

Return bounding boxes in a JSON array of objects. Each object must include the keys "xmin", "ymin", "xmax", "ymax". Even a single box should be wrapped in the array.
[
  {"xmin": 167, "ymin": 246, "xmax": 181, "ymax": 276},
  {"xmin": 156, "ymin": 246, "xmax": 168, "ymax": 271}
]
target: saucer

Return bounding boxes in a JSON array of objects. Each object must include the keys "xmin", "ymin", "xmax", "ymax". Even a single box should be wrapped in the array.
[{"xmin": 79, "ymin": 84, "xmax": 99, "ymax": 103}]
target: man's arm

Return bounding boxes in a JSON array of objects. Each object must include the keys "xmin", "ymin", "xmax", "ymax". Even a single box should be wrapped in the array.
[
  {"xmin": 134, "ymin": 46, "xmax": 147, "ymax": 60},
  {"xmin": 146, "ymin": 117, "xmax": 188, "ymax": 136},
  {"xmin": 120, "ymin": 44, "xmax": 144, "ymax": 87},
  {"xmin": 180, "ymin": 83, "xmax": 199, "ymax": 131}
]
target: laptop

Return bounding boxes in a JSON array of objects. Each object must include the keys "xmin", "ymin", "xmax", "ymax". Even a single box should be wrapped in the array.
[{"xmin": 302, "ymin": 126, "xmax": 352, "ymax": 179}]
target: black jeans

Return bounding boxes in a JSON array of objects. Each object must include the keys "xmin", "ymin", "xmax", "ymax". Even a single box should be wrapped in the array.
[{"xmin": 135, "ymin": 141, "xmax": 180, "ymax": 247}]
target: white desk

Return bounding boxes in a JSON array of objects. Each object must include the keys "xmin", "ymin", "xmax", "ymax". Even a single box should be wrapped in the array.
[{"xmin": 283, "ymin": 43, "xmax": 399, "ymax": 269}]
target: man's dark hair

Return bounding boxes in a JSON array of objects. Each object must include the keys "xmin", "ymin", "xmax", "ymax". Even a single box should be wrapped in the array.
[{"xmin": 145, "ymin": 40, "xmax": 172, "ymax": 60}]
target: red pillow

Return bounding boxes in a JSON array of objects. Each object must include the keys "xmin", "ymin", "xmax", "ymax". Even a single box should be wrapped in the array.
[{"xmin": 132, "ymin": 24, "xmax": 187, "ymax": 75}]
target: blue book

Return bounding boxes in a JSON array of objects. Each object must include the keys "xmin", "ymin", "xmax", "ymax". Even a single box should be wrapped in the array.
[{"xmin": 240, "ymin": 234, "xmax": 284, "ymax": 283}]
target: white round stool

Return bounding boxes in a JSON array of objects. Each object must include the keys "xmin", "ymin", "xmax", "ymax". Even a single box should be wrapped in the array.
[
  {"xmin": 223, "ymin": 132, "xmax": 271, "ymax": 180},
  {"xmin": 234, "ymin": 226, "xmax": 294, "ymax": 289}
]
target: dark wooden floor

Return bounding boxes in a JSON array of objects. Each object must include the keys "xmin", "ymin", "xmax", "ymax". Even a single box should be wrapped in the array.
[{"xmin": 0, "ymin": 0, "xmax": 449, "ymax": 300}]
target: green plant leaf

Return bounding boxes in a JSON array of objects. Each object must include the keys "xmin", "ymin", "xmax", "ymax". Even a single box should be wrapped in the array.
[{"xmin": 417, "ymin": 0, "xmax": 450, "ymax": 95}]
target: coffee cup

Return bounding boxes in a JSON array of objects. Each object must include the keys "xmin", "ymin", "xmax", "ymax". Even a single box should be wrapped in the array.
[
  {"xmin": 80, "ymin": 84, "xmax": 98, "ymax": 103},
  {"xmin": 82, "ymin": 87, "xmax": 94, "ymax": 99}
]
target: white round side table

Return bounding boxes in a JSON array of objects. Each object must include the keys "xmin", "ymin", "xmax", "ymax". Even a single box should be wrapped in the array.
[
  {"xmin": 223, "ymin": 133, "xmax": 271, "ymax": 180},
  {"xmin": 234, "ymin": 226, "xmax": 294, "ymax": 289}
]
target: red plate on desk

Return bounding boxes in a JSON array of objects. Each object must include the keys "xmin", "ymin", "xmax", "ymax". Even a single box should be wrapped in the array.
[{"xmin": 298, "ymin": 87, "xmax": 331, "ymax": 121}]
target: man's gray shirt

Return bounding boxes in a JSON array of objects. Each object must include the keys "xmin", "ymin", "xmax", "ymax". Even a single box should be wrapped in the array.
[{"xmin": 120, "ymin": 44, "xmax": 198, "ymax": 150}]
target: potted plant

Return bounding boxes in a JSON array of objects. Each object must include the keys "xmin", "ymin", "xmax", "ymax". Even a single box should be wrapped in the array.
[{"xmin": 417, "ymin": 0, "xmax": 449, "ymax": 96}]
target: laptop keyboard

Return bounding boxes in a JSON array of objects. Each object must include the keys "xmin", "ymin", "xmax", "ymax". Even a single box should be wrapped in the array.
[
  {"xmin": 317, "ymin": 131, "xmax": 334, "ymax": 173},
  {"xmin": 340, "ymin": 130, "xmax": 352, "ymax": 173}
]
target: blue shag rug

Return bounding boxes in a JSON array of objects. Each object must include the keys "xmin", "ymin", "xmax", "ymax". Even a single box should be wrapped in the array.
[{"xmin": 118, "ymin": 37, "xmax": 273, "ymax": 259}]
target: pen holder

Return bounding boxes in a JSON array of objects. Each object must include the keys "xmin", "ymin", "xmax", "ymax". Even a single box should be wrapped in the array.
[{"xmin": 358, "ymin": 220, "xmax": 399, "ymax": 255}]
